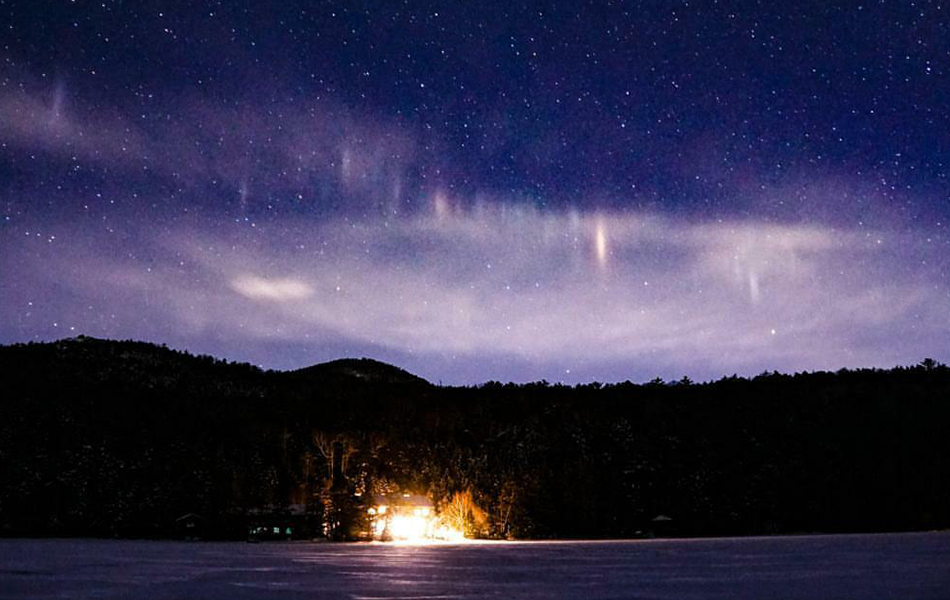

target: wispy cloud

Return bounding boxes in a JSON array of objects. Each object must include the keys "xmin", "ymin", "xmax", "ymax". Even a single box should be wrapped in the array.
[
  {"xmin": 7, "ymin": 201, "xmax": 945, "ymax": 381},
  {"xmin": 232, "ymin": 275, "xmax": 313, "ymax": 302},
  {"xmin": 0, "ymin": 83, "xmax": 146, "ymax": 163},
  {"xmin": 0, "ymin": 82, "xmax": 420, "ymax": 213},
  {"xmin": 2, "ymin": 79, "xmax": 947, "ymax": 382}
]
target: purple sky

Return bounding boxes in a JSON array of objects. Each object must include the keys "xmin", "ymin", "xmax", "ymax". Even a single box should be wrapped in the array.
[{"xmin": 1, "ymin": 2, "xmax": 949, "ymax": 384}]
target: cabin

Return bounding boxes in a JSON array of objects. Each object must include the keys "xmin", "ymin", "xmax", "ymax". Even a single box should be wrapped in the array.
[
  {"xmin": 246, "ymin": 504, "xmax": 307, "ymax": 541},
  {"xmin": 648, "ymin": 514, "xmax": 676, "ymax": 537},
  {"xmin": 175, "ymin": 513, "xmax": 204, "ymax": 539}
]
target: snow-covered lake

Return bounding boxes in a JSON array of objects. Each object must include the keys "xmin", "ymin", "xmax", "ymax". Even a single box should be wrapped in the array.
[{"xmin": 2, "ymin": 533, "xmax": 948, "ymax": 599}]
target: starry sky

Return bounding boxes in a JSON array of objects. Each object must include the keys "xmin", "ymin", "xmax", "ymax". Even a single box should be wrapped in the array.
[{"xmin": 1, "ymin": 1, "xmax": 949, "ymax": 384}]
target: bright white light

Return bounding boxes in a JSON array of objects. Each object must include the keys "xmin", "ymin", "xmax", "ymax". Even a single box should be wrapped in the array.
[
  {"xmin": 371, "ymin": 508, "xmax": 466, "ymax": 543},
  {"xmin": 389, "ymin": 515, "xmax": 430, "ymax": 541},
  {"xmin": 433, "ymin": 523, "xmax": 466, "ymax": 542}
]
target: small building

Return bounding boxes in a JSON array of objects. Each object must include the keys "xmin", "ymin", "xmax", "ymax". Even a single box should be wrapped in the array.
[
  {"xmin": 246, "ymin": 505, "xmax": 306, "ymax": 541},
  {"xmin": 648, "ymin": 514, "xmax": 676, "ymax": 537},
  {"xmin": 175, "ymin": 513, "xmax": 204, "ymax": 539}
]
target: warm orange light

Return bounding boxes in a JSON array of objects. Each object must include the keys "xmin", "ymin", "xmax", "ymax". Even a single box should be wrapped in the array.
[
  {"xmin": 433, "ymin": 523, "xmax": 466, "ymax": 542},
  {"xmin": 367, "ymin": 494, "xmax": 468, "ymax": 543}
]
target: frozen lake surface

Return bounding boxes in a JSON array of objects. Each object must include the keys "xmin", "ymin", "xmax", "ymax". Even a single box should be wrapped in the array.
[{"xmin": 1, "ymin": 533, "xmax": 948, "ymax": 599}]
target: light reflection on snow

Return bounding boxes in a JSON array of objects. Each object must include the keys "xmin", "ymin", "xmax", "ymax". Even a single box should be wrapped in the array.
[{"xmin": 1, "ymin": 534, "xmax": 948, "ymax": 599}]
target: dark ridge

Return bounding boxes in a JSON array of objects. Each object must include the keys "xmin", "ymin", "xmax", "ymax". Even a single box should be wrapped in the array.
[{"xmin": 290, "ymin": 357, "xmax": 430, "ymax": 386}]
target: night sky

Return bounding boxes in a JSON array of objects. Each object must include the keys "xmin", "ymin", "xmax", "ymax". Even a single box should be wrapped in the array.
[{"xmin": 1, "ymin": 1, "xmax": 949, "ymax": 384}]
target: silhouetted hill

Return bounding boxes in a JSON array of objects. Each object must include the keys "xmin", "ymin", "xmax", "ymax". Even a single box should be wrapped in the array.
[
  {"xmin": 1, "ymin": 337, "xmax": 949, "ymax": 540},
  {"xmin": 290, "ymin": 357, "xmax": 429, "ymax": 387}
]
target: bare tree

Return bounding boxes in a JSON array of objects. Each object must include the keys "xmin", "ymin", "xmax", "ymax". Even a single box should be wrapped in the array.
[
  {"xmin": 312, "ymin": 430, "xmax": 335, "ymax": 479},
  {"xmin": 440, "ymin": 490, "xmax": 488, "ymax": 537},
  {"xmin": 312, "ymin": 431, "xmax": 361, "ymax": 481}
]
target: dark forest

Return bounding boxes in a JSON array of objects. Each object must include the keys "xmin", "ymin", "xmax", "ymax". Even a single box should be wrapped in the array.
[{"xmin": 1, "ymin": 337, "xmax": 948, "ymax": 540}]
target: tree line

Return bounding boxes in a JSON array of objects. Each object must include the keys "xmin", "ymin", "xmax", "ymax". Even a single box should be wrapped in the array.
[{"xmin": 1, "ymin": 336, "xmax": 948, "ymax": 539}]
